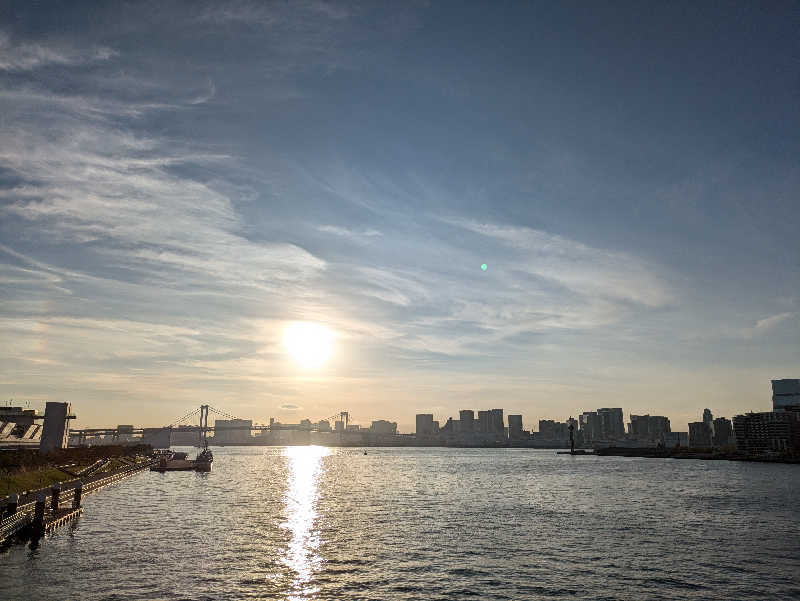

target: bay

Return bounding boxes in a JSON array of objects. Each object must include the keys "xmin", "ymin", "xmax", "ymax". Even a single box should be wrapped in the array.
[{"xmin": 1, "ymin": 447, "xmax": 798, "ymax": 600}]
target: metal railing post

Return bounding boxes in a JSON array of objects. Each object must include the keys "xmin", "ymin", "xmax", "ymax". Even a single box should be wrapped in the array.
[
  {"xmin": 50, "ymin": 483, "xmax": 61, "ymax": 512},
  {"xmin": 72, "ymin": 482, "xmax": 82, "ymax": 509},
  {"xmin": 5, "ymin": 493, "xmax": 18, "ymax": 517},
  {"xmin": 33, "ymin": 493, "xmax": 46, "ymax": 532}
]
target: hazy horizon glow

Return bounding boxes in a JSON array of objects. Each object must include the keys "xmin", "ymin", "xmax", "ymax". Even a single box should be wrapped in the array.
[{"xmin": 0, "ymin": 1, "xmax": 797, "ymax": 431}]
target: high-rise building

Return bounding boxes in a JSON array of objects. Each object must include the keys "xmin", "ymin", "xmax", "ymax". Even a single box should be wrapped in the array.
[
  {"xmin": 579, "ymin": 411, "xmax": 600, "ymax": 443},
  {"xmin": 712, "ymin": 417, "xmax": 733, "ymax": 447},
  {"xmin": 688, "ymin": 421, "xmax": 713, "ymax": 448},
  {"xmin": 317, "ymin": 420, "xmax": 331, "ymax": 432},
  {"xmin": 489, "ymin": 409, "xmax": 504, "ymax": 435},
  {"xmin": 508, "ymin": 415, "xmax": 523, "ymax": 439},
  {"xmin": 703, "ymin": 409, "xmax": 714, "ymax": 436},
  {"xmin": 477, "ymin": 411, "xmax": 490, "ymax": 433},
  {"xmin": 538, "ymin": 420, "xmax": 570, "ymax": 440},
  {"xmin": 733, "ymin": 411, "xmax": 800, "ymax": 455},
  {"xmin": 629, "ymin": 415, "xmax": 671, "ymax": 442},
  {"xmin": 459, "ymin": 410, "xmax": 475, "ymax": 432},
  {"xmin": 416, "ymin": 414, "xmax": 435, "ymax": 436},
  {"xmin": 629, "ymin": 415, "xmax": 649, "ymax": 439},
  {"xmin": 772, "ymin": 379, "xmax": 800, "ymax": 411},
  {"xmin": 597, "ymin": 408, "xmax": 625, "ymax": 440}
]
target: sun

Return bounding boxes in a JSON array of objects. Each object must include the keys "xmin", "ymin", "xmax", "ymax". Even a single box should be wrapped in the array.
[{"xmin": 283, "ymin": 322, "xmax": 334, "ymax": 368}]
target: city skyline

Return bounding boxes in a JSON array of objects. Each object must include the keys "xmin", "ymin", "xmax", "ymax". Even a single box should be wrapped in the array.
[{"xmin": 1, "ymin": 2, "xmax": 798, "ymax": 429}]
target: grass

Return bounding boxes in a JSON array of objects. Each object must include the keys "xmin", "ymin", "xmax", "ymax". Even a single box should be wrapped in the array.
[
  {"xmin": 0, "ymin": 445, "xmax": 153, "ymax": 498},
  {"xmin": 0, "ymin": 467, "xmax": 77, "ymax": 497}
]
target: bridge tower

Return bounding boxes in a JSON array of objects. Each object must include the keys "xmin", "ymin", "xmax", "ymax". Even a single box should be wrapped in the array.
[{"xmin": 200, "ymin": 404, "xmax": 210, "ymax": 444}]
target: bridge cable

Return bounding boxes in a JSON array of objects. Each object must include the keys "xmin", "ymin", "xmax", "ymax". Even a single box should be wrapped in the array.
[
  {"xmin": 207, "ymin": 405, "xmax": 244, "ymax": 421},
  {"xmin": 167, "ymin": 407, "xmax": 201, "ymax": 427}
]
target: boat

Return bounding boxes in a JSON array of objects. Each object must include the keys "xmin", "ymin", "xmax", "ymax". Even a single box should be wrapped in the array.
[{"xmin": 151, "ymin": 443, "xmax": 213, "ymax": 472}]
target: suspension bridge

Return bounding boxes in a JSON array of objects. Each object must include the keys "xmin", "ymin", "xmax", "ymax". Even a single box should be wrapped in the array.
[{"xmin": 69, "ymin": 404, "xmax": 353, "ymax": 447}]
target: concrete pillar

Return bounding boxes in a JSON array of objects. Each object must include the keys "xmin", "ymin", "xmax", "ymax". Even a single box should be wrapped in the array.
[
  {"xmin": 50, "ymin": 483, "xmax": 61, "ymax": 511},
  {"xmin": 33, "ymin": 493, "xmax": 46, "ymax": 531},
  {"xmin": 72, "ymin": 483, "xmax": 82, "ymax": 509},
  {"xmin": 40, "ymin": 402, "xmax": 72, "ymax": 452},
  {"xmin": 6, "ymin": 493, "xmax": 19, "ymax": 516}
]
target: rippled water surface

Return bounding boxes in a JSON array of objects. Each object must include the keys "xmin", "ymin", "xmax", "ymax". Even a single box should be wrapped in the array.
[{"xmin": 1, "ymin": 447, "xmax": 799, "ymax": 600}]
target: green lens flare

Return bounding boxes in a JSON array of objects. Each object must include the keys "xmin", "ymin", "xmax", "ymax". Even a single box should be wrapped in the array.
[{"xmin": 481, "ymin": 264, "xmax": 487, "ymax": 271}]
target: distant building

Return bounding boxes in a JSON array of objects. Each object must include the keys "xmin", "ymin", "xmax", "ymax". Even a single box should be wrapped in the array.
[
  {"xmin": 597, "ymin": 408, "xmax": 625, "ymax": 440},
  {"xmin": 213, "ymin": 419, "xmax": 253, "ymax": 444},
  {"xmin": 459, "ymin": 410, "xmax": 475, "ymax": 432},
  {"xmin": 629, "ymin": 414, "xmax": 671, "ymax": 443},
  {"xmin": 370, "ymin": 420, "xmax": 397, "ymax": 435},
  {"xmin": 171, "ymin": 425, "xmax": 202, "ymax": 446},
  {"xmin": 334, "ymin": 420, "xmax": 344, "ymax": 432},
  {"xmin": 142, "ymin": 427, "xmax": 170, "ymax": 449},
  {"xmin": 702, "ymin": 408, "xmax": 714, "ymax": 439},
  {"xmin": 489, "ymin": 409, "xmax": 504, "ymax": 435},
  {"xmin": 712, "ymin": 417, "xmax": 734, "ymax": 447},
  {"xmin": 317, "ymin": 420, "xmax": 331, "ymax": 432},
  {"xmin": 0, "ymin": 406, "xmax": 42, "ymax": 448},
  {"xmin": 508, "ymin": 415, "xmax": 524, "ymax": 439},
  {"xmin": 477, "ymin": 411, "xmax": 490, "ymax": 433},
  {"xmin": 662, "ymin": 431, "xmax": 689, "ymax": 448},
  {"xmin": 538, "ymin": 419, "xmax": 569, "ymax": 441},
  {"xmin": 416, "ymin": 414, "xmax": 435, "ymax": 436},
  {"xmin": 772, "ymin": 379, "xmax": 800, "ymax": 411},
  {"xmin": 688, "ymin": 421, "xmax": 713, "ymax": 448},
  {"xmin": 116, "ymin": 424, "xmax": 135, "ymax": 443},
  {"xmin": 579, "ymin": 411, "xmax": 601, "ymax": 443},
  {"xmin": 733, "ymin": 411, "xmax": 800, "ymax": 455}
]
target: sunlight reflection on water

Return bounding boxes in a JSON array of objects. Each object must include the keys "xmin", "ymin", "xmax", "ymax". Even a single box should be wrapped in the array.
[{"xmin": 281, "ymin": 446, "xmax": 328, "ymax": 600}]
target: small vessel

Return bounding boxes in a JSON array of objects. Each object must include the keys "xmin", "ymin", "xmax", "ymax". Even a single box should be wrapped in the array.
[
  {"xmin": 151, "ymin": 442, "xmax": 213, "ymax": 472},
  {"xmin": 194, "ymin": 441, "xmax": 213, "ymax": 472}
]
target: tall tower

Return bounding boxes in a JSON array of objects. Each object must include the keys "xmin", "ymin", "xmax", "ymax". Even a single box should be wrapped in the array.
[{"xmin": 40, "ymin": 402, "xmax": 72, "ymax": 452}]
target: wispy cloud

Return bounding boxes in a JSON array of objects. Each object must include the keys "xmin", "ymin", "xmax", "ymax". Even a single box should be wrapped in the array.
[
  {"xmin": 0, "ymin": 31, "xmax": 116, "ymax": 71},
  {"xmin": 317, "ymin": 225, "xmax": 383, "ymax": 240},
  {"xmin": 447, "ymin": 219, "xmax": 673, "ymax": 308},
  {"xmin": 754, "ymin": 312, "xmax": 795, "ymax": 333}
]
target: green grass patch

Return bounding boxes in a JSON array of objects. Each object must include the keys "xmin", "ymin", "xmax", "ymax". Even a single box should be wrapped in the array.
[{"xmin": 0, "ymin": 467, "xmax": 75, "ymax": 497}]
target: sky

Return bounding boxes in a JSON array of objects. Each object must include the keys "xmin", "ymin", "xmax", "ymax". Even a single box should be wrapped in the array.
[{"xmin": 0, "ymin": 1, "xmax": 798, "ymax": 431}]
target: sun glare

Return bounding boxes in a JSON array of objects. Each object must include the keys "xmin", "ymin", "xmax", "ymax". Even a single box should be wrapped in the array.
[{"xmin": 283, "ymin": 322, "xmax": 334, "ymax": 368}]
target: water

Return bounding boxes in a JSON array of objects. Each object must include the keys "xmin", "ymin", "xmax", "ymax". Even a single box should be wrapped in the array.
[{"xmin": 1, "ymin": 447, "xmax": 799, "ymax": 600}]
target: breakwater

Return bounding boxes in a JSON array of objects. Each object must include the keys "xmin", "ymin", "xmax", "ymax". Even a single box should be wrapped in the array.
[{"xmin": 595, "ymin": 446, "xmax": 800, "ymax": 463}]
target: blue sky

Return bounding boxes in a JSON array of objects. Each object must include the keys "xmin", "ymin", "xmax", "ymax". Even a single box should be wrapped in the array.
[{"xmin": 0, "ymin": 1, "xmax": 797, "ymax": 430}]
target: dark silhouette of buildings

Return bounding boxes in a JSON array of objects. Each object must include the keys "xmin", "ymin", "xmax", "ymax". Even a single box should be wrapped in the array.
[
  {"xmin": 416, "ymin": 414, "xmax": 436, "ymax": 436},
  {"xmin": 733, "ymin": 411, "xmax": 800, "ymax": 455},
  {"xmin": 712, "ymin": 417, "xmax": 733, "ymax": 447},
  {"xmin": 689, "ymin": 420, "xmax": 713, "ymax": 448},
  {"xmin": 628, "ymin": 414, "xmax": 671, "ymax": 443}
]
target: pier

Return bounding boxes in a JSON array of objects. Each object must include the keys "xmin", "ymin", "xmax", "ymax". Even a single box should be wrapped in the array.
[{"xmin": 0, "ymin": 455, "xmax": 154, "ymax": 546}]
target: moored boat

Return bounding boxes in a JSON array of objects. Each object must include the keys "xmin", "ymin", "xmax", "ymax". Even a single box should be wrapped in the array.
[{"xmin": 151, "ymin": 444, "xmax": 213, "ymax": 472}]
